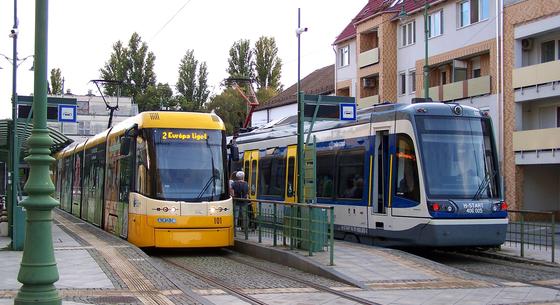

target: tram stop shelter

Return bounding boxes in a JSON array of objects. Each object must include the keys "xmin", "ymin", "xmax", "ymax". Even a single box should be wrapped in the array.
[{"xmin": 0, "ymin": 118, "xmax": 73, "ymax": 250}]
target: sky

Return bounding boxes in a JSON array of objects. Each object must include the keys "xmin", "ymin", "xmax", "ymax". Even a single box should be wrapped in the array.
[{"xmin": 0, "ymin": 0, "xmax": 367, "ymax": 119}]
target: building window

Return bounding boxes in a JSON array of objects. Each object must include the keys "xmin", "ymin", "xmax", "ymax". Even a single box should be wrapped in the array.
[
  {"xmin": 401, "ymin": 21, "xmax": 415, "ymax": 47},
  {"xmin": 399, "ymin": 72, "xmax": 406, "ymax": 95},
  {"xmin": 409, "ymin": 71, "xmax": 416, "ymax": 93},
  {"xmin": 459, "ymin": 0, "xmax": 489, "ymax": 28},
  {"xmin": 339, "ymin": 45, "xmax": 349, "ymax": 67},
  {"xmin": 428, "ymin": 10, "xmax": 443, "ymax": 38},
  {"xmin": 471, "ymin": 57, "xmax": 481, "ymax": 78},
  {"xmin": 441, "ymin": 71, "xmax": 447, "ymax": 85},
  {"xmin": 541, "ymin": 41, "xmax": 556, "ymax": 63}
]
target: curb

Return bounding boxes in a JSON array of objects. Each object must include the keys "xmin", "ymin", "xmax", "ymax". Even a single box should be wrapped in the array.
[{"xmin": 233, "ymin": 238, "xmax": 367, "ymax": 289}]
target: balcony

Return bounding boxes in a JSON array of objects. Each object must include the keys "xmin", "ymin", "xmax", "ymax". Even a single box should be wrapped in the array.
[
  {"xmin": 513, "ymin": 60, "xmax": 560, "ymax": 89},
  {"xmin": 422, "ymin": 75, "xmax": 491, "ymax": 101},
  {"xmin": 358, "ymin": 48, "xmax": 379, "ymax": 68},
  {"xmin": 513, "ymin": 128, "xmax": 560, "ymax": 165},
  {"xmin": 358, "ymin": 95, "xmax": 379, "ymax": 109}
]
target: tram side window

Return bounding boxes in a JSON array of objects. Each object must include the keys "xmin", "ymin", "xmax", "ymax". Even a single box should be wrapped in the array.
[
  {"xmin": 269, "ymin": 156, "xmax": 285, "ymax": 196},
  {"xmin": 287, "ymin": 157, "xmax": 295, "ymax": 197},
  {"xmin": 395, "ymin": 134, "xmax": 420, "ymax": 202},
  {"xmin": 243, "ymin": 161, "xmax": 250, "ymax": 182},
  {"xmin": 119, "ymin": 137, "xmax": 133, "ymax": 203},
  {"xmin": 258, "ymin": 157, "xmax": 272, "ymax": 195},
  {"xmin": 250, "ymin": 160, "xmax": 257, "ymax": 196},
  {"xmin": 316, "ymin": 153, "xmax": 335, "ymax": 198},
  {"xmin": 135, "ymin": 137, "xmax": 152, "ymax": 196},
  {"xmin": 336, "ymin": 150, "xmax": 365, "ymax": 199}
]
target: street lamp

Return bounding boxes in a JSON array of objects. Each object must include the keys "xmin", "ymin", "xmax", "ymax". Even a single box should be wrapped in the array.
[
  {"xmin": 15, "ymin": 0, "xmax": 62, "ymax": 303},
  {"xmin": 399, "ymin": 1, "xmax": 430, "ymax": 99},
  {"xmin": 296, "ymin": 8, "xmax": 307, "ymax": 204}
]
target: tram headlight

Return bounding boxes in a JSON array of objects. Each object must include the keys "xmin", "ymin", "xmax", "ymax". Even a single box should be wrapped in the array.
[{"xmin": 209, "ymin": 207, "xmax": 216, "ymax": 214}]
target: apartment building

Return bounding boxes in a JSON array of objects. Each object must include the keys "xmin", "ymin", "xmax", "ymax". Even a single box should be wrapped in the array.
[
  {"xmin": 504, "ymin": 0, "xmax": 560, "ymax": 212},
  {"xmin": 335, "ymin": 0, "xmax": 498, "ymax": 118}
]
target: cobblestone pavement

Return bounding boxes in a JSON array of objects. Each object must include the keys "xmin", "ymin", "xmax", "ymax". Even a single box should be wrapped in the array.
[{"xmin": 153, "ymin": 250, "xmax": 351, "ymax": 296}]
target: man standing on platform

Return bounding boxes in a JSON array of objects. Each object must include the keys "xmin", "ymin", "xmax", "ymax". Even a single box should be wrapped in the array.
[{"xmin": 232, "ymin": 171, "xmax": 249, "ymax": 229}]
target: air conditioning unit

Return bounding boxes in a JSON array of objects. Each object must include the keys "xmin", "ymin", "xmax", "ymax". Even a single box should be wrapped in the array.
[
  {"xmin": 522, "ymin": 38, "xmax": 534, "ymax": 51},
  {"xmin": 363, "ymin": 78, "xmax": 376, "ymax": 88}
]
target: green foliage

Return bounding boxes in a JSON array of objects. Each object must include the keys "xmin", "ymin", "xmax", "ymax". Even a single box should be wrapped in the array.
[
  {"xmin": 254, "ymin": 36, "xmax": 282, "ymax": 91},
  {"xmin": 227, "ymin": 39, "xmax": 253, "ymax": 80},
  {"xmin": 99, "ymin": 32, "xmax": 157, "ymax": 110},
  {"xmin": 176, "ymin": 50, "xmax": 209, "ymax": 112},
  {"xmin": 49, "ymin": 68, "xmax": 63, "ymax": 95},
  {"xmin": 256, "ymin": 87, "xmax": 277, "ymax": 104},
  {"xmin": 204, "ymin": 88, "xmax": 247, "ymax": 135}
]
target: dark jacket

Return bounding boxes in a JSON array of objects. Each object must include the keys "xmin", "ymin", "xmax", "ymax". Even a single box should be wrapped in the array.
[{"xmin": 232, "ymin": 180, "xmax": 249, "ymax": 199}]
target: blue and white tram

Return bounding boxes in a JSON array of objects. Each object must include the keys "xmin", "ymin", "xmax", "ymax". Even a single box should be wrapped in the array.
[{"xmin": 233, "ymin": 102, "xmax": 507, "ymax": 247}]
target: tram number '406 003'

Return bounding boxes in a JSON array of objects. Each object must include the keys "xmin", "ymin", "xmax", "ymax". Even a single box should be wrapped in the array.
[
  {"xmin": 463, "ymin": 202, "xmax": 484, "ymax": 214},
  {"xmin": 214, "ymin": 217, "xmax": 223, "ymax": 225}
]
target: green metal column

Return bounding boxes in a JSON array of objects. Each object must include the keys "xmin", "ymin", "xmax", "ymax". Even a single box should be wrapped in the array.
[
  {"xmin": 296, "ymin": 8, "xmax": 304, "ymax": 205},
  {"xmin": 15, "ymin": 0, "xmax": 61, "ymax": 304},
  {"xmin": 10, "ymin": 0, "xmax": 25, "ymax": 251}
]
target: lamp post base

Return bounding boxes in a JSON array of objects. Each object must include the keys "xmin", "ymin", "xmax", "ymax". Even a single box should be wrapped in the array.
[{"xmin": 15, "ymin": 284, "xmax": 61, "ymax": 305}]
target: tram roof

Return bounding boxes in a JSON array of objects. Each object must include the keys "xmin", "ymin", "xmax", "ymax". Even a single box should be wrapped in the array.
[
  {"xmin": 58, "ymin": 111, "xmax": 225, "ymax": 156},
  {"xmin": 236, "ymin": 102, "xmax": 484, "ymax": 144}
]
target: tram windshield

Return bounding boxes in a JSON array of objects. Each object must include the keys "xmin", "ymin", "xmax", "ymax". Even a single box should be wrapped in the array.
[
  {"xmin": 151, "ymin": 129, "xmax": 226, "ymax": 201},
  {"xmin": 415, "ymin": 116, "xmax": 500, "ymax": 199}
]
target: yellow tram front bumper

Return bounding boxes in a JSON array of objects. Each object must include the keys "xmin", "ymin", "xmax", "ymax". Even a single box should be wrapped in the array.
[
  {"xmin": 154, "ymin": 227, "xmax": 233, "ymax": 248},
  {"xmin": 128, "ymin": 214, "xmax": 234, "ymax": 248}
]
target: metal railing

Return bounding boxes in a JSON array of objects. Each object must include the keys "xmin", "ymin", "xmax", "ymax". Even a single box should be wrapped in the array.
[
  {"xmin": 505, "ymin": 210, "xmax": 556, "ymax": 263},
  {"xmin": 233, "ymin": 198, "xmax": 335, "ymax": 265}
]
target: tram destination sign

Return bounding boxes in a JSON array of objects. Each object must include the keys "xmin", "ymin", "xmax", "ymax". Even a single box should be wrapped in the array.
[{"xmin": 302, "ymin": 94, "xmax": 356, "ymax": 121}]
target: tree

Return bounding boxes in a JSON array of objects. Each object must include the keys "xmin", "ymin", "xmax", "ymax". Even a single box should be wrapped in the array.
[
  {"xmin": 254, "ymin": 36, "xmax": 282, "ymax": 91},
  {"xmin": 175, "ymin": 50, "xmax": 209, "ymax": 111},
  {"xmin": 156, "ymin": 83, "xmax": 175, "ymax": 110},
  {"xmin": 99, "ymin": 32, "xmax": 157, "ymax": 111},
  {"xmin": 50, "ymin": 68, "xmax": 63, "ymax": 95},
  {"xmin": 256, "ymin": 87, "xmax": 277, "ymax": 104},
  {"xmin": 196, "ymin": 62, "xmax": 210, "ymax": 108},
  {"xmin": 227, "ymin": 39, "xmax": 253, "ymax": 80},
  {"xmin": 204, "ymin": 88, "xmax": 247, "ymax": 135}
]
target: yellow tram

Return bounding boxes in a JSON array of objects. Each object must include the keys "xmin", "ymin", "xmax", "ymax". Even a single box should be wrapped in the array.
[{"xmin": 56, "ymin": 112, "xmax": 234, "ymax": 248}]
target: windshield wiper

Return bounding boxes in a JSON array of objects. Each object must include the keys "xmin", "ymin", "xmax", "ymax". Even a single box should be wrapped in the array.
[
  {"xmin": 196, "ymin": 139, "xmax": 218, "ymax": 200},
  {"xmin": 473, "ymin": 170, "xmax": 496, "ymax": 200}
]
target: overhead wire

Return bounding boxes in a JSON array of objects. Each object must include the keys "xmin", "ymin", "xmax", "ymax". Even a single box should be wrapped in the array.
[{"xmin": 150, "ymin": 0, "xmax": 193, "ymax": 42}]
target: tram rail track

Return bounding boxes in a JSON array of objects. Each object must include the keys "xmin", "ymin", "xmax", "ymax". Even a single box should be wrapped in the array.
[
  {"xmin": 161, "ymin": 256, "xmax": 268, "ymax": 305},
  {"xmin": 160, "ymin": 250, "xmax": 380, "ymax": 305}
]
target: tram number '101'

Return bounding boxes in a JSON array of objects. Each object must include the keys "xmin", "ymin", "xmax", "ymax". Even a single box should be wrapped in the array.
[{"xmin": 214, "ymin": 217, "xmax": 223, "ymax": 225}]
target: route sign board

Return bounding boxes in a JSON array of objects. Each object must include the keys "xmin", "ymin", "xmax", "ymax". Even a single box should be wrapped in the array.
[{"xmin": 58, "ymin": 104, "xmax": 77, "ymax": 123}]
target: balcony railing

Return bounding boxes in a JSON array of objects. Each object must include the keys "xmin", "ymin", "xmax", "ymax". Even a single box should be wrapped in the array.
[
  {"xmin": 513, "ymin": 60, "xmax": 560, "ymax": 89},
  {"xmin": 422, "ymin": 75, "xmax": 491, "ymax": 101},
  {"xmin": 358, "ymin": 48, "xmax": 379, "ymax": 68},
  {"xmin": 513, "ymin": 128, "xmax": 560, "ymax": 151},
  {"xmin": 358, "ymin": 95, "xmax": 379, "ymax": 109}
]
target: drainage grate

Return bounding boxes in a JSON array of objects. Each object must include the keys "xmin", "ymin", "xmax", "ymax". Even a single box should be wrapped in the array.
[{"xmin": 90, "ymin": 296, "xmax": 140, "ymax": 304}]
